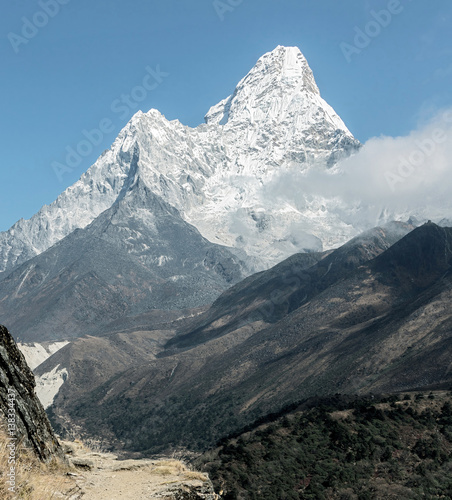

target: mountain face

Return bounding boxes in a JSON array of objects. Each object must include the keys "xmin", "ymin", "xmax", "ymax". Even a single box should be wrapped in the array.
[
  {"xmin": 0, "ymin": 46, "xmax": 360, "ymax": 275},
  {"xmin": 32, "ymin": 221, "xmax": 411, "ymax": 409},
  {"xmin": 163, "ymin": 221, "xmax": 414, "ymax": 352},
  {"xmin": 0, "ymin": 179, "xmax": 247, "ymax": 342},
  {"xmin": 40, "ymin": 223, "xmax": 452, "ymax": 455}
]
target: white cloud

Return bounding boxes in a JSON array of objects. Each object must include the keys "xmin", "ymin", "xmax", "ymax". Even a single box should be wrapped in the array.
[
  {"xmin": 338, "ymin": 108, "xmax": 452, "ymax": 208},
  {"xmin": 261, "ymin": 108, "xmax": 452, "ymax": 226}
]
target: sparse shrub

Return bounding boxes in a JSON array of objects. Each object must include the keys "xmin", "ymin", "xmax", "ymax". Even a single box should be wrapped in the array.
[{"xmin": 0, "ymin": 421, "xmax": 73, "ymax": 499}]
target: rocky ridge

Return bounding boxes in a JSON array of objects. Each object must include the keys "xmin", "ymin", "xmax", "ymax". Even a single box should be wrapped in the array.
[{"xmin": 0, "ymin": 181, "xmax": 247, "ymax": 342}]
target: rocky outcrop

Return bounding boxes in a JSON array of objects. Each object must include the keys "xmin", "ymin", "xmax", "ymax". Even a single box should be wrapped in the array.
[
  {"xmin": 0, "ymin": 324, "xmax": 64, "ymax": 461},
  {"xmin": 170, "ymin": 484, "xmax": 219, "ymax": 499}
]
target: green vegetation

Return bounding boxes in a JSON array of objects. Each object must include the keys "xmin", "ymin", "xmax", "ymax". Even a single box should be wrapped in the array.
[{"xmin": 196, "ymin": 392, "xmax": 452, "ymax": 499}]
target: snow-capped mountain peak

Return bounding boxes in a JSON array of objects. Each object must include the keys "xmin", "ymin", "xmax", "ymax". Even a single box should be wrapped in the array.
[
  {"xmin": 204, "ymin": 46, "xmax": 347, "ymax": 132},
  {"xmin": 0, "ymin": 46, "xmax": 361, "ymax": 274},
  {"xmin": 205, "ymin": 46, "xmax": 320, "ymax": 125}
]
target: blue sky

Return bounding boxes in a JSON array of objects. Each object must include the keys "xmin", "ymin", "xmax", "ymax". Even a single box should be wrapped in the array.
[{"xmin": 1, "ymin": 0, "xmax": 451, "ymax": 232}]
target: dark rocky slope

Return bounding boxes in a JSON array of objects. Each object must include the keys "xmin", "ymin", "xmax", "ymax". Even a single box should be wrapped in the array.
[
  {"xmin": 0, "ymin": 181, "xmax": 248, "ymax": 342},
  {"xmin": 164, "ymin": 221, "xmax": 414, "ymax": 353},
  {"xmin": 49, "ymin": 222, "xmax": 452, "ymax": 456}
]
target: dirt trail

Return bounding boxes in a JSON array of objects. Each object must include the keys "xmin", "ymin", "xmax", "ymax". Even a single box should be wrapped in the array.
[{"xmin": 61, "ymin": 441, "xmax": 219, "ymax": 499}]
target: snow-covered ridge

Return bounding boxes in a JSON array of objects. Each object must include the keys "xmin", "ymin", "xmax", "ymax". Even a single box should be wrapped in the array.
[
  {"xmin": 0, "ymin": 46, "xmax": 361, "ymax": 272},
  {"xmin": 205, "ymin": 45, "xmax": 346, "ymax": 132},
  {"xmin": 0, "ymin": 119, "xmax": 141, "ymax": 272}
]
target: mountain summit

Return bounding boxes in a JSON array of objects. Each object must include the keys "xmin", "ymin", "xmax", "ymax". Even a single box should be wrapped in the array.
[
  {"xmin": 206, "ymin": 45, "xmax": 334, "ymax": 126},
  {"xmin": 0, "ymin": 46, "xmax": 361, "ymax": 274},
  {"xmin": 204, "ymin": 45, "xmax": 357, "ymax": 170}
]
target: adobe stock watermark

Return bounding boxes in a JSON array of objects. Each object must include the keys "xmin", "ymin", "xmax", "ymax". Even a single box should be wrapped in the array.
[
  {"xmin": 340, "ymin": 0, "xmax": 412, "ymax": 63},
  {"xmin": 5, "ymin": 388, "xmax": 17, "ymax": 494},
  {"xmin": 213, "ymin": 0, "xmax": 244, "ymax": 21},
  {"xmin": 51, "ymin": 65, "xmax": 169, "ymax": 182},
  {"xmin": 384, "ymin": 110, "xmax": 452, "ymax": 192},
  {"xmin": 8, "ymin": 0, "xmax": 71, "ymax": 54}
]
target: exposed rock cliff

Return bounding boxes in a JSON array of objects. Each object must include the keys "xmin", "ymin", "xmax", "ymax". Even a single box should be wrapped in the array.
[{"xmin": 0, "ymin": 325, "xmax": 64, "ymax": 461}]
